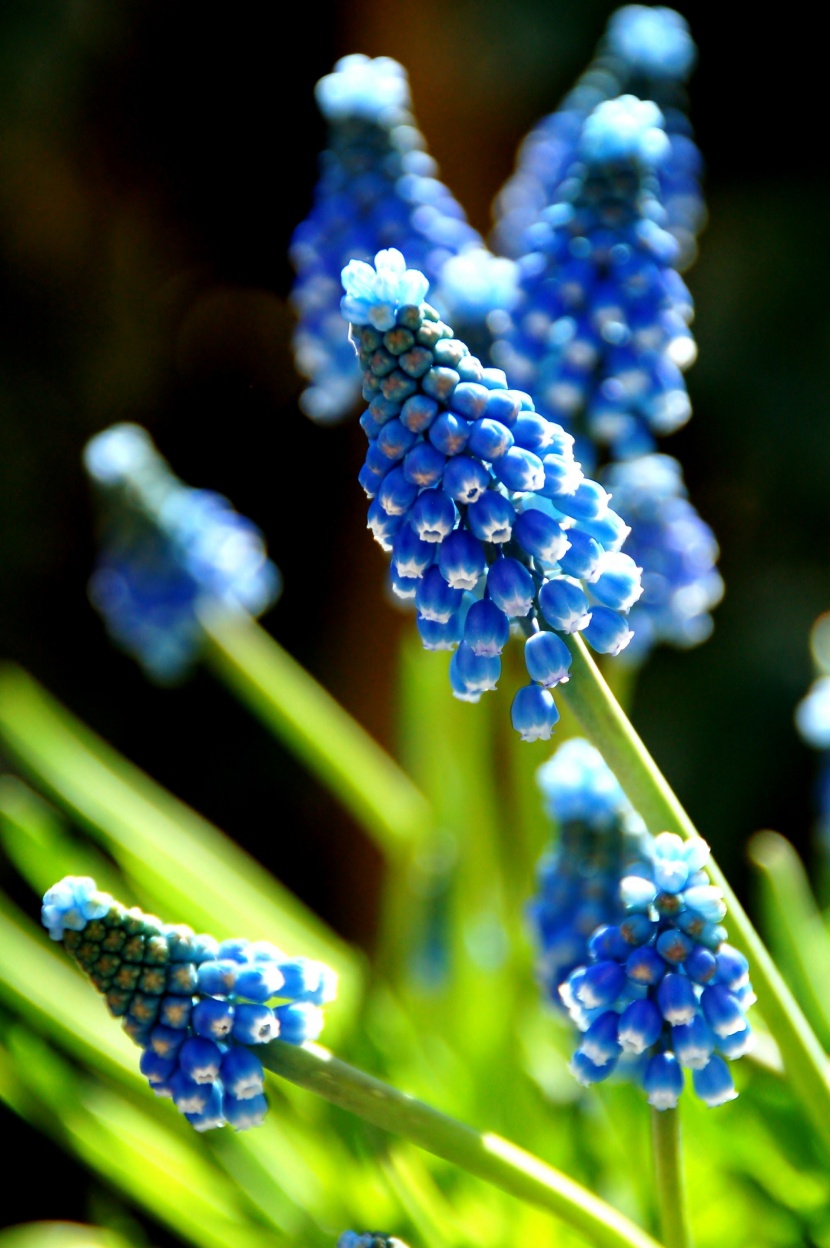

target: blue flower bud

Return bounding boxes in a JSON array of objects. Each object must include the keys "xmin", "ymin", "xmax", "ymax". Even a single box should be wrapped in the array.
[
  {"xmin": 442, "ymin": 455, "xmax": 491, "ymax": 504},
  {"xmin": 192, "ymin": 997, "xmax": 235, "ymax": 1040},
  {"xmin": 438, "ymin": 530, "xmax": 487, "ymax": 591},
  {"xmin": 463, "ymin": 599, "xmax": 510, "ymax": 657},
  {"xmin": 656, "ymin": 971, "xmax": 697, "ymax": 1025},
  {"xmin": 591, "ymin": 553, "xmax": 643, "ymax": 612},
  {"xmin": 487, "ymin": 557, "xmax": 535, "ymax": 617},
  {"xmin": 223, "ymin": 1091, "xmax": 269, "ymax": 1131},
  {"xmin": 402, "ymin": 441, "xmax": 446, "ymax": 488},
  {"xmin": 692, "ymin": 1055, "xmax": 738, "ymax": 1107},
  {"xmin": 644, "ymin": 1052, "xmax": 684, "ymax": 1110},
  {"xmin": 700, "ymin": 984, "xmax": 746, "ymax": 1038},
  {"xmin": 178, "ymin": 1036, "xmax": 224, "ymax": 1084},
  {"xmin": 511, "ymin": 684, "xmax": 560, "ymax": 741},
  {"xmin": 524, "ymin": 631, "xmax": 572, "ymax": 687},
  {"xmin": 625, "ymin": 946, "xmax": 666, "ymax": 985},
  {"xmin": 416, "ymin": 566, "xmax": 463, "ymax": 623},
  {"xmin": 220, "ymin": 1047, "xmax": 265, "ymax": 1100},
  {"xmin": 618, "ymin": 998, "xmax": 663, "ymax": 1055},
  {"xmin": 231, "ymin": 1003, "xmax": 279, "ymax": 1045},
  {"xmin": 584, "ymin": 606, "xmax": 634, "ymax": 655},
  {"xmin": 451, "ymin": 642, "xmax": 501, "ymax": 697},
  {"xmin": 377, "ymin": 466, "xmax": 420, "ymax": 517},
  {"xmin": 580, "ymin": 1010, "xmax": 622, "ymax": 1066},
  {"xmin": 513, "ymin": 509, "xmax": 570, "ymax": 564},
  {"xmin": 429, "ymin": 411, "xmax": 470, "ymax": 456},
  {"xmin": 672, "ymin": 1014, "xmax": 716, "ymax": 1070},
  {"xmin": 467, "ymin": 492, "xmax": 515, "ymax": 543},
  {"xmin": 184, "ymin": 1081, "xmax": 225, "ymax": 1132},
  {"xmin": 275, "ymin": 1002, "xmax": 324, "ymax": 1045},
  {"xmin": 367, "ymin": 499, "xmax": 404, "ymax": 550},
  {"xmin": 468, "ymin": 419, "xmax": 514, "ymax": 461},
  {"xmin": 170, "ymin": 1070, "xmax": 215, "ymax": 1115},
  {"xmin": 409, "ymin": 489, "xmax": 457, "ymax": 543},
  {"xmin": 139, "ymin": 1048, "xmax": 177, "ymax": 1085},
  {"xmin": 392, "ymin": 524, "xmax": 435, "ymax": 579},
  {"xmin": 494, "ymin": 446, "xmax": 546, "ymax": 492},
  {"xmin": 417, "ymin": 613, "xmax": 463, "ymax": 651},
  {"xmin": 235, "ymin": 963, "xmax": 286, "ymax": 1003},
  {"xmin": 574, "ymin": 961, "xmax": 626, "ymax": 1009},
  {"xmin": 558, "ymin": 529, "xmax": 603, "ymax": 581},
  {"xmin": 197, "ymin": 960, "xmax": 239, "ymax": 997},
  {"xmin": 538, "ymin": 578, "xmax": 592, "ymax": 633},
  {"xmin": 400, "ymin": 393, "xmax": 439, "ymax": 433}
]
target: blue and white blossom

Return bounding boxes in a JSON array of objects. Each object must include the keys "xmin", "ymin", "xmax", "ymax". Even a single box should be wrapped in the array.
[
  {"xmin": 341, "ymin": 250, "xmax": 643, "ymax": 740},
  {"xmin": 84, "ymin": 424, "xmax": 280, "ymax": 683},
  {"xmin": 43, "ymin": 876, "xmax": 336, "ymax": 1132},
  {"xmin": 492, "ymin": 5, "xmax": 703, "ymax": 268},
  {"xmin": 291, "ymin": 54, "xmax": 500, "ymax": 424},
  {"xmin": 492, "ymin": 95, "xmax": 697, "ymax": 466},
  {"xmin": 559, "ymin": 831, "xmax": 754, "ymax": 1108}
]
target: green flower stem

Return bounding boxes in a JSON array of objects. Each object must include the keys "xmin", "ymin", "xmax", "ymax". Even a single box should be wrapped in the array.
[
  {"xmin": 197, "ymin": 602, "xmax": 433, "ymax": 859},
  {"xmin": 261, "ymin": 1040, "xmax": 663, "ymax": 1248},
  {"xmin": 561, "ymin": 634, "xmax": 830, "ymax": 1150},
  {"xmin": 651, "ymin": 1109, "xmax": 691, "ymax": 1248}
]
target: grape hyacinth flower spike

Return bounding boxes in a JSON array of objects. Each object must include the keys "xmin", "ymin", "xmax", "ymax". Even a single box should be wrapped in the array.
[
  {"xmin": 493, "ymin": 95, "xmax": 697, "ymax": 466},
  {"xmin": 337, "ymin": 1235, "xmax": 409, "ymax": 1248},
  {"xmin": 84, "ymin": 424, "xmax": 280, "ymax": 683},
  {"xmin": 341, "ymin": 248, "xmax": 642, "ymax": 740},
  {"xmin": 42, "ymin": 877, "xmax": 336, "ymax": 1131},
  {"xmin": 559, "ymin": 830, "xmax": 755, "ymax": 1108},
  {"xmin": 291, "ymin": 53, "xmax": 504, "ymax": 424},
  {"xmin": 492, "ymin": 4, "xmax": 703, "ymax": 269},
  {"xmin": 528, "ymin": 739, "xmax": 647, "ymax": 1001},
  {"xmin": 600, "ymin": 454, "xmax": 723, "ymax": 662}
]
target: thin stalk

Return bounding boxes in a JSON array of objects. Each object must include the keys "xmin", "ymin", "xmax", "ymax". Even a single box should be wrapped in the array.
[
  {"xmin": 261, "ymin": 1040, "xmax": 663, "ymax": 1248},
  {"xmin": 560, "ymin": 634, "xmax": 830, "ymax": 1151},
  {"xmin": 197, "ymin": 602, "xmax": 433, "ymax": 858},
  {"xmin": 650, "ymin": 1109, "xmax": 691, "ymax": 1248}
]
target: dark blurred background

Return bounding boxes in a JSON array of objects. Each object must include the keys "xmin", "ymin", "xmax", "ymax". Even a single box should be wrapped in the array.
[{"xmin": 1, "ymin": 0, "xmax": 829, "ymax": 1227}]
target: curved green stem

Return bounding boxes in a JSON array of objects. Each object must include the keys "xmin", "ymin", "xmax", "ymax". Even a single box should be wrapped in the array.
[
  {"xmin": 651, "ymin": 1109, "xmax": 691, "ymax": 1248},
  {"xmin": 197, "ymin": 603, "xmax": 433, "ymax": 859},
  {"xmin": 561, "ymin": 635, "xmax": 830, "ymax": 1151},
  {"xmin": 261, "ymin": 1040, "xmax": 663, "ymax": 1248}
]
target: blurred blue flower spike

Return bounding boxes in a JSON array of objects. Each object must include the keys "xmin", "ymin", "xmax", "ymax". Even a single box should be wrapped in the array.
[
  {"xmin": 600, "ymin": 454, "xmax": 723, "ymax": 662},
  {"xmin": 556, "ymin": 823, "xmax": 755, "ymax": 1108},
  {"xmin": 528, "ymin": 739, "xmax": 647, "ymax": 1002},
  {"xmin": 42, "ymin": 876, "xmax": 336, "ymax": 1132},
  {"xmin": 84, "ymin": 424, "xmax": 281, "ymax": 683},
  {"xmin": 796, "ymin": 612, "xmax": 830, "ymax": 847},
  {"xmin": 492, "ymin": 5, "xmax": 703, "ymax": 270},
  {"xmin": 291, "ymin": 53, "xmax": 502, "ymax": 425},
  {"xmin": 492, "ymin": 95, "xmax": 697, "ymax": 467},
  {"xmin": 340, "ymin": 248, "xmax": 643, "ymax": 740},
  {"xmin": 337, "ymin": 1235, "xmax": 408, "ymax": 1248}
]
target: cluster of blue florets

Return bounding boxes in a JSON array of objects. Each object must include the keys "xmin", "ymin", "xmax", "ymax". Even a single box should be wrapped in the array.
[
  {"xmin": 492, "ymin": 94, "xmax": 697, "ymax": 466},
  {"xmin": 43, "ymin": 877, "xmax": 336, "ymax": 1132},
  {"xmin": 528, "ymin": 740, "xmax": 647, "ymax": 999},
  {"xmin": 600, "ymin": 455, "xmax": 723, "ymax": 661},
  {"xmin": 291, "ymin": 54, "xmax": 497, "ymax": 425},
  {"xmin": 84, "ymin": 424, "xmax": 280, "ymax": 683},
  {"xmin": 559, "ymin": 832, "xmax": 754, "ymax": 1108},
  {"xmin": 342, "ymin": 249, "xmax": 643, "ymax": 740},
  {"xmin": 492, "ymin": 5, "xmax": 703, "ymax": 269},
  {"xmin": 337, "ymin": 1235, "xmax": 406, "ymax": 1248}
]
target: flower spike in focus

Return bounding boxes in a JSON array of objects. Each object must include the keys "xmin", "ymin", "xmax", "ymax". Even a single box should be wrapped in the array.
[
  {"xmin": 84, "ymin": 424, "xmax": 280, "ymax": 683},
  {"xmin": 43, "ymin": 876, "xmax": 336, "ymax": 1132},
  {"xmin": 341, "ymin": 249, "xmax": 642, "ymax": 740}
]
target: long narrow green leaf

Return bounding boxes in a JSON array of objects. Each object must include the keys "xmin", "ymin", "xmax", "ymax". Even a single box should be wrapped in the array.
[
  {"xmin": 748, "ymin": 830, "xmax": 830, "ymax": 1050},
  {"xmin": 0, "ymin": 1034, "xmax": 281, "ymax": 1248},
  {"xmin": 0, "ymin": 663, "xmax": 361, "ymax": 1027},
  {"xmin": 197, "ymin": 602, "xmax": 434, "ymax": 858},
  {"xmin": 0, "ymin": 1224, "xmax": 136, "ymax": 1248},
  {"xmin": 560, "ymin": 634, "xmax": 830, "ymax": 1152}
]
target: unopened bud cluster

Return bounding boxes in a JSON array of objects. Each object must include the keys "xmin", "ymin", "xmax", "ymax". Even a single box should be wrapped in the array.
[{"xmin": 43, "ymin": 877, "xmax": 336, "ymax": 1132}]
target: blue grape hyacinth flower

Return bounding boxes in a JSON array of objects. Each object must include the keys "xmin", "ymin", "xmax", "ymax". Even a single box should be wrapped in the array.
[
  {"xmin": 559, "ymin": 831, "xmax": 755, "ymax": 1108},
  {"xmin": 341, "ymin": 248, "xmax": 643, "ymax": 740},
  {"xmin": 528, "ymin": 739, "xmax": 647, "ymax": 1002},
  {"xmin": 291, "ymin": 53, "xmax": 501, "ymax": 425},
  {"xmin": 492, "ymin": 5, "xmax": 703, "ymax": 270},
  {"xmin": 337, "ymin": 1236, "xmax": 408, "ymax": 1248},
  {"xmin": 600, "ymin": 454, "xmax": 723, "ymax": 661},
  {"xmin": 43, "ymin": 876, "xmax": 336, "ymax": 1132},
  {"xmin": 84, "ymin": 424, "xmax": 280, "ymax": 683},
  {"xmin": 492, "ymin": 95, "xmax": 697, "ymax": 467}
]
